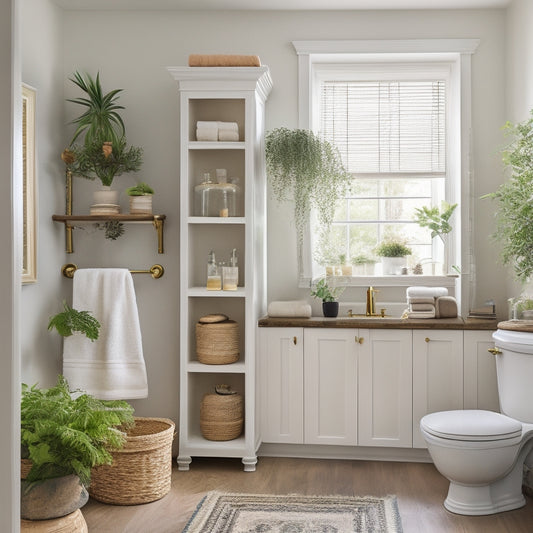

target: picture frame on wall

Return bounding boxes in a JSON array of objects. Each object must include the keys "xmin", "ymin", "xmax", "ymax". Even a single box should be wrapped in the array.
[{"xmin": 22, "ymin": 84, "xmax": 37, "ymax": 284}]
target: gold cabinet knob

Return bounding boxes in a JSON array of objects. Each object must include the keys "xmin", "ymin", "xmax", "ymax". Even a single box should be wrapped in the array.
[
  {"xmin": 425, "ymin": 337, "xmax": 430, "ymax": 343},
  {"xmin": 355, "ymin": 336, "xmax": 364, "ymax": 344},
  {"xmin": 488, "ymin": 347, "xmax": 502, "ymax": 355},
  {"xmin": 293, "ymin": 336, "xmax": 297, "ymax": 345}
]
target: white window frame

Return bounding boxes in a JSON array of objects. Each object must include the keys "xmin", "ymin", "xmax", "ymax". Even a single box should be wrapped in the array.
[{"xmin": 292, "ymin": 39, "xmax": 479, "ymax": 317}]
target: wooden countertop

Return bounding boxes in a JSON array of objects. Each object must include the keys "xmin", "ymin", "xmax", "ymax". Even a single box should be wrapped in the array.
[{"xmin": 258, "ymin": 316, "xmax": 498, "ymax": 330}]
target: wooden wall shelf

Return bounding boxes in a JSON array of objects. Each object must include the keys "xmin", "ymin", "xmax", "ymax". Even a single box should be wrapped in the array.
[{"xmin": 52, "ymin": 214, "xmax": 166, "ymax": 254}]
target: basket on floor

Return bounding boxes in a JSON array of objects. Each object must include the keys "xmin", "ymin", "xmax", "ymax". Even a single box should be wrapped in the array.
[{"xmin": 89, "ymin": 417, "xmax": 175, "ymax": 505}]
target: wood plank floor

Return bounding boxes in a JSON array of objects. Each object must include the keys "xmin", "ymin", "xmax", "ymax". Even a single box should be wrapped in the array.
[{"xmin": 82, "ymin": 457, "xmax": 533, "ymax": 532}]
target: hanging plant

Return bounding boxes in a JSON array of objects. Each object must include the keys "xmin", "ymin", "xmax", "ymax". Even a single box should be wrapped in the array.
[
  {"xmin": 483, "ymin": 110, "xmax": 533, "ymax": 284},
  {"xmin": 265, "ymin": 128, "xmax": 350, "ymax": 264}
]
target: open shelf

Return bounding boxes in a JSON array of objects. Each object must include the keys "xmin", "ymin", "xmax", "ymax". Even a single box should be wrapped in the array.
[{"xmin": 52, "ymin": 214, "xmax": 166, "ymax": 254}]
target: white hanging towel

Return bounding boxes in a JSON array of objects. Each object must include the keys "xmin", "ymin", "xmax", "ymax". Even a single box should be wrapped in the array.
[{"xmin": 63, "ymin": 268, "xmax": 148, "ymax": 400}]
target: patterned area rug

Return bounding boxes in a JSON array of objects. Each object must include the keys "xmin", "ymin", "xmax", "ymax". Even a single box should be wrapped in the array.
[{"xmin": 182, "ymin": 491, "xmax": 403, "ymax": 532}]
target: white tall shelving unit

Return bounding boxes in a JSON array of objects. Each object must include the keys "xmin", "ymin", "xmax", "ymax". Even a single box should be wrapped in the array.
[{"xmin": 167, "ymin": 66, "xmax": 272, "ymax": 472}]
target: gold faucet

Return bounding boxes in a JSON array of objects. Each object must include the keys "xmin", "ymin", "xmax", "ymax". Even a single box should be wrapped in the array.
[{"xmin": 366, "ymin": 286, "xmax": 379, "ymax": 316}]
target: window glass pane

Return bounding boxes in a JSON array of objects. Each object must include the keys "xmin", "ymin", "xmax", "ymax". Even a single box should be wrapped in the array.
[
  {"xmin": 349, "ymin": 199, "xmax": 378, "ymax": 220},
  {"xmin": 349, "ymin": 224, "xmax": 379, "ymax": 260},
  {"xmin": 349, "ymin": 179, "xmax": 378, "ymax": 197}
]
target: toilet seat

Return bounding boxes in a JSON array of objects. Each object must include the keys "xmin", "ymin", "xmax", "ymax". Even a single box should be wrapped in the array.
[{"xmin": 421, "ymin": 410, "xmax": 522, "ymax": 443}]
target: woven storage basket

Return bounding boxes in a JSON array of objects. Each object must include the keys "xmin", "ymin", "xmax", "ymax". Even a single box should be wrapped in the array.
[
  {"xmin": 196, "ymin": 320, "xmax": 239, "ymax": 364},
  {"xmin": 89, "ymin": 417, "xmax": 175, "ymax": 505},
  {"xmin": 200, "ymin": 393, "xmax": 243, "ymax": 441},
  {"xmin": 21, "ymin": 509, "xmax": 88, "ymax": 533}
]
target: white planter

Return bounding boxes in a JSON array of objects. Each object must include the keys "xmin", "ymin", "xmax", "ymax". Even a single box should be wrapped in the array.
[
  {"xmin": 129, "ymin": 195, "xmax": 153, "ymax": 215},
  {"xmin": 93, "ymin": 186, "xmax": 119, "ymax": 206},
  {"xmin": 381, "ymin": 256, "xmax": 406, "ymax": 275}
]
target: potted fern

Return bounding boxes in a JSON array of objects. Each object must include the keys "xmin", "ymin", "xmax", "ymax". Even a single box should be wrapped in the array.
[
  {"xmin": 265, "ymin": 128, "xmax": 350, "ymax": 270},
  {"xmin": 375, "ymin": 240, "xmax": 412, "ymax": 275},
  {"xmin": 20, "ymin": 304, "xmax": 134, "ymax": 520}
]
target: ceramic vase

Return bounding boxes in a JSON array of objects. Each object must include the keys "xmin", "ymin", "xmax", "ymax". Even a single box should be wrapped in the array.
[{"xmin": 322, "ymin": 301, "xmax": 339, "ymax": 318}]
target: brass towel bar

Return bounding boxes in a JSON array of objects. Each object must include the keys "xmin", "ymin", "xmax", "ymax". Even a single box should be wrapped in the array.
[{"xmin": 61, "ymin": 263, "xmax": 165, "ymax": 279}]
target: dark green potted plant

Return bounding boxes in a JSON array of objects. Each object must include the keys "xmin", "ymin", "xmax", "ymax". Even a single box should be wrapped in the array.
[
  {"xmin": 375, "ymin": 240, "xmax": 412, "ymax": 275},
  {"xmin": 265, "ymin": 128, "xmax": 350, "ymax": 270},
  {"xmin": 310, "ymin": 277, "xmax": 345, "ymax": 317}
]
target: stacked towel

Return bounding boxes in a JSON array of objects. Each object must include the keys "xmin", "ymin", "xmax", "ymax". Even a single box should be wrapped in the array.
[
  {"xmin": 63, "ymin": 269, "xmax": 148, "ymax": 400},
  {"xmin": 405, "ymin": 286, "xmax": 449, "ymax": 319},
  {"xmin": 435, "ymin": 296, "xmax": 458, "ymax": 318},
  {"xmin": 196, "ymin": 121, "xmax": 240, "ymax": 142},
  {"xmin": 267, "ymin": 300, "xmax": 312, "ymax": 318},
  {"xmin": 189, "ymin": 54, "xmax": 261, "ymax": 67}
]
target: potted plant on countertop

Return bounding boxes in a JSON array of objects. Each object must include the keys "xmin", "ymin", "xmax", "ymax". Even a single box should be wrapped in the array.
[
  {"xmin": 126, "ymin": 182, "xmax": 154, "ymax": 215},
  {"xmin": 375, "ymin": 239, "xmax": 412, "ymax": 275},
  {"xmin": 21, "ymin": 305, "xmax": 134, "ymax": 521},
  {"xmin": 310, "ymin": 277, "xmax": 345, "ymax": 318},
  {"xmin": 265, "ymin": 127, "xmax": 350, "ymax": 271}
]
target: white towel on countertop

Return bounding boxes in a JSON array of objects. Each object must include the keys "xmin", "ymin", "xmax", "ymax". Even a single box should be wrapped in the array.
[
  {"xmin": 406, "ymin": 286, "xmax": 448, "ymax": 299},
  {"xmin": 63, "ymin": 268, "xmax": 148, "ymax": 400},
  {"xmin": 409, "ymin": 303, "xmax": 435, "ymax": 312},
  {"xmin": 407, "ymin": 297, "xmax": 436, "ymax": 305},
  {"xmin": 404, "ymin": 308, "xmax": 436, "ymax": 319},
  {"xmin": 268, "ymin": 300, "xmax": 312, "ymax": 318}
]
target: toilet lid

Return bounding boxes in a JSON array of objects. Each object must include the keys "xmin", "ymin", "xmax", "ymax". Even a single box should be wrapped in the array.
[{"xmin": 421, "ymin": 410, "xmax": 522, "ymax": 442}]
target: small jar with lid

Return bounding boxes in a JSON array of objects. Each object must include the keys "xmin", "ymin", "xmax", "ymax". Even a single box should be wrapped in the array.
[{"xmin": 194, "ymin": 170, "xmax": 238, "ymax": 217}]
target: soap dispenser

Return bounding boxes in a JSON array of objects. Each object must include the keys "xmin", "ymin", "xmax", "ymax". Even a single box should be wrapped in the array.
[
  {"xmin": 206, "ymin": 250, "xmax": 221, "ymax": 290},
  {"xmin": 223, "ymin": 248, "xmax": 239, "ymax": 291}
]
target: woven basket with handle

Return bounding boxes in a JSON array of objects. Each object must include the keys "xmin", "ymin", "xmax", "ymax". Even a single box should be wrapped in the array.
[
  {"xmin": 200, "ymin": 392, "xmax": 243, "ymax": 441},
  {"xmin": 89, "ymin": 417, "xmax": 175, "ymax": 505},
  {"xmin": 196, "ymin": 319, "xmax": 239, "ymax": 364}
]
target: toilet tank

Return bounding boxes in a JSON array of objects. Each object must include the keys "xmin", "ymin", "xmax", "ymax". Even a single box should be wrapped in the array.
[{"xmin": 493, "ymin": 328, "xmax": 533, "ymax": 423}]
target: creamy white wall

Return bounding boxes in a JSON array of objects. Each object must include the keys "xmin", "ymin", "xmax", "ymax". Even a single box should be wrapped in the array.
[{"xmin": 52, "ymin": 8, "xmax": 508, "ymax": 426}]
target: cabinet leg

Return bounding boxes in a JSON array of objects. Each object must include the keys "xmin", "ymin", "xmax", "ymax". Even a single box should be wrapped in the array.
[
  {"xmin": 242, "ymin": 456, "xmax": 257, "ymax": 472},
  {"xmin": 177, "ymin": 455, "xmax": 192, "ymax": 471}
]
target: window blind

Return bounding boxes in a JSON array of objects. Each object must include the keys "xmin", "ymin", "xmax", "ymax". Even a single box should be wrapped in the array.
[{"xmin": 319, "ymin": 80, "xmax": 446, "ymax": 174}]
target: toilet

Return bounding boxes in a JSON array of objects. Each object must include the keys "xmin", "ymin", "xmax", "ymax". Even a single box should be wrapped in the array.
[{"xmin": 421, "ymin": 324, "xmax": 533, "ymax": 515}]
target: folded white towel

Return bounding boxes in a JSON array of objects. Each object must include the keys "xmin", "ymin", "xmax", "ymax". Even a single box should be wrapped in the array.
[
  {"xmin": 406, "ymin": 286, "xmax": 448, "ymax": 299},
  {"xmin": 409, "ymin": 303, "xmax": 435, "ymax": 312},
  {"xmin": 63, "ymin": 269, "xmax": 148, "ymax": 400},
  {"xmin": 405, "ymin": 309, "xmax": 436, "ymax": 319},
  {"xmin": 196, "ymin": 121, "xmax": 218, "ymax": 141},
  {"xmin": 407, "ymin": 297, "xmax": 436, "ymax": 305},
  {"xmin": 268, "ymin": 300, "xmax": 312, "ymax": 318},
  {"xmin": 218, "ymin": 121, "xmax": 239, "ymax": 132},
  {"xmin": 218, "ymin": 130, "xmax": 239, "ymax": 142}
]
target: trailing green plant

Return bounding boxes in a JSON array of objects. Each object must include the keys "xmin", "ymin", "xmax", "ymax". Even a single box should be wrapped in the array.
[
  {"xmin": 70, "ymin": 137, "xmax": 143, "ymax": 187},
  {"xmin": 126, "ymin": 182, "xmax": 154, "ymax": 196},
  {"xmin": 67, "ymin": 71, "xmax": 125, "ymax": 148},
  {"xmin": 21, "ymin": 375, "xmax": 134, "ymax": 485},
  {"xmin": 265, "ymin": 128, "xmax": 350, "ymax": 261},
  {"xmin": 310, "ymin": 277, "xmax": 345, "ymax": 302},
  {"xmin": 483, "ymin": 110, "xmax": 533, "ymax": 283},
  {"xmin": 48, "ymin": 301, "xmax": 100, "ymax": 341},
  {"xmin": 101, "ymin": 220, "xmax": 125, "ymax": 240},
  {"xmin": 413, "ymin": 201, "xmax": 458, "ymax": 244},
  {"xmin": 375, "ymin": 240, "xmax": 412, "ymax": 258}
]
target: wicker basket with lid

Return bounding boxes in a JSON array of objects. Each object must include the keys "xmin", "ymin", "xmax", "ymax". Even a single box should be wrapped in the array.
[
  {"xmin": 200, "ymin": 388, "xmax": 243, "ymax": 441},
  {"xmin": 196, "ymin": 314, "xmax": 239, "ymax": 364}
]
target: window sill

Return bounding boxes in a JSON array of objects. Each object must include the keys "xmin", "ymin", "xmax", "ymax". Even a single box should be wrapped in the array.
[{"xmin": 299, "ymin": 274, "xmax": 459, "ymax": 289}]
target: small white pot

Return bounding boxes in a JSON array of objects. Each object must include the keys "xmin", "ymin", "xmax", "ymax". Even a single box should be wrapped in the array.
[
  {"xmin": 93, "ymin": 186, "xmax": 119, "ymax": 206},
  {"xmin": 381, "ymin": 256, "xmax": 406, "ymax": 275},
  {"xmin": 129, "ymin": 195, "xmax": 153, "ymax": 215}
]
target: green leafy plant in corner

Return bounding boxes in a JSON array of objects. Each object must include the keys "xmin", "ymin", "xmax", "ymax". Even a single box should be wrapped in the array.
[
  {"xmin": 21, "ymin": 375, "xmax": 134, "ymax": 485},
  {"xmin": 265, "ymin": 128, "xmax": 350, "ymax": 266},
  {"xmin": 375, "ymin": 240, "xmax": 412, "ymax": 258},
  {"xmin": 413, "ymin": 201, "xmax": 457, "ymax": 244},
  {"xmin": 126, "ymin": 182, "xmax": 154, "ymax": 196},
  {"xmin": 482, "ymin": 110, "xmax": 533, "ymax": 283},
  {"xmin": 310, "ymin": 277, "xmax": 345, "ymax": 302},
  {"xmin": 48, "ymin": 301, "xmax": 100, "ymax": 341}
]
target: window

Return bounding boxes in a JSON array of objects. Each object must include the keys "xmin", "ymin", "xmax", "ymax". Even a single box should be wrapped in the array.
[{"xmin": 310, "ymin": 65, "xmax": 450, "ymax": 279}]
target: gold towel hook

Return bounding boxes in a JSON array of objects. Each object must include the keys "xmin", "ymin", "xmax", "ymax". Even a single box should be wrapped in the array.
[{"xmin": 61, "ymin": 263, "xmax": 165, "ymax": 279}]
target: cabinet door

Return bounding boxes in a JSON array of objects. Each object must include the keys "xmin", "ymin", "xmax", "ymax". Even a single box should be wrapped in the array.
[
  {"xmin": 260, "ymin": 328, "xmax": 304, "ymax": 444},
  {"xmin": 412, "ymin": 330, "xmax": 464, "ymax": 448},
  {"xmin": 358, "ymin": 329, "xmax": 413, "ymax": 447},
  {"xmin": 304, "ymin": 329, "xmax": 358, "ymax": 445},
  {"xmin": 464, "ymin": 330, "xmax": 499, "ymax": 412}
]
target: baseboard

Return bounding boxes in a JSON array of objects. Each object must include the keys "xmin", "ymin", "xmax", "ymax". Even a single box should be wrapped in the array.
[{"xmin": 258, "ymin": 443, "xmax": 432, "ymax": 463}]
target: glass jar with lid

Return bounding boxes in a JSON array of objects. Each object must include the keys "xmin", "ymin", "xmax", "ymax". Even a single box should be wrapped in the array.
[{"xmin": 194, "ymin": 170, "xmax": 239, "ymax": 217}]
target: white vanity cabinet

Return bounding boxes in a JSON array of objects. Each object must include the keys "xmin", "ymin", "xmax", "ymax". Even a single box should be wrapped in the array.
[
  {"xmin": 412, "ymin": 330, "xmax": 464, "ymax": 448},
  {"xmin": 358, "ymin": 329, "xmax": 413, "ymax": 448},
  {"xmin": 303, "ymin": 329, "xmax": 358, "ymax": 445}
]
